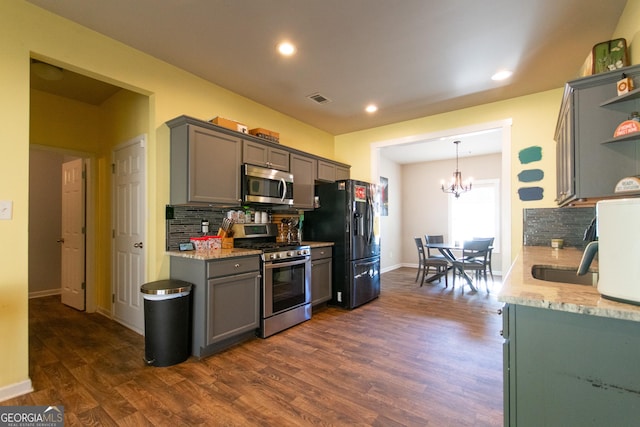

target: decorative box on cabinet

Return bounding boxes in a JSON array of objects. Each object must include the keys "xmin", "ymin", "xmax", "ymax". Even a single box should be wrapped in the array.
[
  {"xmin": 555, "ymin": 65, "xmax": 640, "ymax": 205},
  {"xmin": 168, "ymin": 116, "xmax": 243, "ymax": 205}
]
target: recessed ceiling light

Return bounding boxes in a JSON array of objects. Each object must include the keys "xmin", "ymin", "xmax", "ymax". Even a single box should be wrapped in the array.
[
  {"xmin": 277, "ymin": 41, "xmax": 296, "ymax": 56},
  {"xmin": 491, "ymin": 70, "xmax": 513, "ymax": 81},
  {"xmin": 365, "ymin": 104, "xmax": 378, "ymax": 113}
]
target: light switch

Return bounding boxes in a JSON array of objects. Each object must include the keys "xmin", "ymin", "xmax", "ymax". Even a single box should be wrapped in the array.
[{"xmin": 0, "ymin": 200, "xmax": 13, "ymax": 220}]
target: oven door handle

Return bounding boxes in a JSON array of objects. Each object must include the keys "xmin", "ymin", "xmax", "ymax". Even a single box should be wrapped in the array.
[{"xmin": 265, "ymin": 258, "xmax": 309, "ymax": 269}]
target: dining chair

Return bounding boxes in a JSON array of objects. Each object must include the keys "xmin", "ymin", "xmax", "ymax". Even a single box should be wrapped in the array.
[
  {"xmin": 414, "ymin": 237, "xmax": 449, "ymax": 287},
  {"xmin": 424, "ymin": 234, "xmax": 447, "ymax": 261},
  {"xmin": 472, "ymin": 237, "xmax": 495, "ymax": 282},
  {"xmin": 451, "ymin": 239, "xmax": 492, "ymax": 292}
]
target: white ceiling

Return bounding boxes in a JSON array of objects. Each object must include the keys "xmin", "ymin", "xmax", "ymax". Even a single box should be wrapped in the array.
[
  {"xmin": 380, "ymin": 128, "xmax": 503, "ymax": 165},
  {"xmin": 27, "ymin": 0, "xmax": 627, "ymax": 139}
]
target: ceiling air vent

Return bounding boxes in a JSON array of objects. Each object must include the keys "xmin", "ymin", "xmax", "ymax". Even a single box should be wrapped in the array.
[{"xmin": 307, "ymin": 92, "xmax": 332, "ymax": 104}]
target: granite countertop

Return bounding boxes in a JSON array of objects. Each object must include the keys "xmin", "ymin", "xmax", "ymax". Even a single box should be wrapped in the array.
[
  {"xmin": 499, "ymin": 246, "xmax": 640, "ymax": 322},
  {"xmin": 167, "ymin": 248, "xmax": 261, "ymax": 260},
  {"xmin": 302, "ymin": 241, "xmax": 334, "ymax": 248},
  {"xmin": 167, "ymin": 242, "xmax": 333, "ymax": 260}
]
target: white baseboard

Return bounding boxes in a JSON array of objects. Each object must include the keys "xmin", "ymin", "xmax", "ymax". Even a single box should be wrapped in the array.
[
  {"xmin": 96, "ymin": 307, "xmax": 111, "ymax": 318},
  {"xmin": 28, "ymin": 289, "xmax": 61, "ymax": 299},
  {"xmin": 381, "ymin": 263, "xmax": 403, "ymax": 273},
  {"xmin": 0, "ymin": 379, "xmax": 33, "ymax": 403}
]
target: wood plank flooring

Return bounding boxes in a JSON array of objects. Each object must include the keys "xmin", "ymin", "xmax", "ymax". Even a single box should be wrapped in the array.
[{"xmin": 3, "ymin": 268, "xmax": 504, "ymax": 426}]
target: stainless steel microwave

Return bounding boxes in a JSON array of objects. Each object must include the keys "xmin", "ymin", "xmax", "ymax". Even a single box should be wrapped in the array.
[{"xmin": 242, "ymin": 164, "xmax": 294, "ymax": 206}]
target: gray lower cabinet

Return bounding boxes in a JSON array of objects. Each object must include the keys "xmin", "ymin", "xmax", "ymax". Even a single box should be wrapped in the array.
[
  {"xmin": 168, "ymin": 116, "xmax": 243, "ymax": 205},
  {"xmin": 555, "ymin": 65, "xmax": 640, "ymax": 205},
  {"xmin": 311, "ymin": 246, "xmax": 332, "ymax": 306},
  {"xmin": 170, "ymin": 255, "xmax": 260, "ymax": 358},
  {"xmin": 291, "ymin": 153, "xmax": 316, "ymax": 209},
  {"xmin": 502, "ymin": 303, "xmax": 640, "ymax": 426},
  {"xmin": 242, "ymin": 140, "xmax": 290, "ymax": 171}
]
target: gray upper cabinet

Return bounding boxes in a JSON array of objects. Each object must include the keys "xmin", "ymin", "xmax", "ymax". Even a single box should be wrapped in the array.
[
  {"xmin": 167, "ymin": 115, "xmax": 350, "ymax": 207},
  {"xmin": 317, "ymin": 160, "xmax": 350, "ymax": 182},
  {"xmin": 242, "ymin": 140, "xmax": 290, "ymax": 171},
  {"xmin": 336, "ymin": 165, "xmax": 350, "ymax": 181},
  {"xmin": 168, "ymin": 117, "xmax": 242, "ymax": 205},
  {"xmin": 290, "ymin": 153, "xmax": 316, "ymax": 209},
  {"xmin": 555, "ymin": 65, "xmax": 640, "ymax": 205}
]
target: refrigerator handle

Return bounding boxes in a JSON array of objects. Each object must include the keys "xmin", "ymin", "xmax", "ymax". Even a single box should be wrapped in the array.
[{"xmin": 366, "ymin": 192, "xmax": 374, "ymax": 243}]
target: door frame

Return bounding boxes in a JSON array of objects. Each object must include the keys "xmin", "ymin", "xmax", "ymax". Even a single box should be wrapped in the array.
[
  {"xmin": 110, "ymin": 134, "xmax": 147, "ymax": 333},
  {"xmin": 370, "ymin": 119, "xmax": 513, "ymax": 275},
  {"xmin": 28, "ymin": 145, "xmax": 97, "ymax": 313}
]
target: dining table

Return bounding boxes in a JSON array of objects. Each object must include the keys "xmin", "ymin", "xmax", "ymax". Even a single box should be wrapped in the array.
[{"xmin": 425, "ymin": 242, "xmax": 478, "ymax": 291}]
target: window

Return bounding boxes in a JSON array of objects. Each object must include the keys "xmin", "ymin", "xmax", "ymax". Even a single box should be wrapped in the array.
[{"xmin": 448, "ymin": 179, "xmax": 500, "ymax": 252}]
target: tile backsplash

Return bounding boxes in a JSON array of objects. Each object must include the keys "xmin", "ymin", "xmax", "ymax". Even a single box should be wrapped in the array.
[
  {"xmin": 165, "ymin": 205, "xmax": 302, "ymax": 250},
  {"xmin": 523, "ymin": 206, "xmax": 595, "ymax": 248},
  {"xmin": 165, "ymin": 206, "xmax": 226, "ymax": 251}
]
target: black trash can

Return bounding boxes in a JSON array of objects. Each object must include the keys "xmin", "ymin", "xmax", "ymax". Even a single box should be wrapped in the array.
[{"xmin": 140, "ymin": 279, "xmax": 193, "ymax": 367}]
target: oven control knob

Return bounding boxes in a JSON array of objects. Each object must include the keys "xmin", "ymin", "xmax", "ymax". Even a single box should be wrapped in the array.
[
  {"xmin": 270, "ymin": 253, "xmax": 277, "ymax": 260},
  {"xmin": 287, "ymin": 251, "xmax": 293, "ymax": 257}
]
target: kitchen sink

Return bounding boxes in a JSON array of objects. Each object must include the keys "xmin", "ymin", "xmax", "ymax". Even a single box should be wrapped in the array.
[{"xmin": 531, "ymin": 265, "xmax": 598, "ymax": 286}]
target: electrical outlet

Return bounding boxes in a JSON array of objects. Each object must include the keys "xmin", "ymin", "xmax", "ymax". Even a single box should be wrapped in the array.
[
  {"xmin": 0, "ymin": 200, "xmax": 13, "ymax": 220},
  {"xmin": 337, "ymin": 291, "xmax": 342, "ymax": 302},
  {"xmin": 165, "ymin": 205, "xmax": 174, "ymax": 220}
]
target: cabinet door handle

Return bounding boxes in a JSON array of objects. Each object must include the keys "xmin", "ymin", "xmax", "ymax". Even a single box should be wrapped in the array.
[
  {"xmin": 497, "ymin": 309, "xmax": 502, "ymax": 315},
  {"xmin": 499, "ymin": 329, "xmax": 504, "ymax": 337},
  {"xmin": 57, "ymin": 238, "xmax": 65, "ymax": 243},
  {"xmin": 134, "ymin": 242, "xmax": 143, "ymax": 248},
  {"xmin": 234, "ymin": 263, "xmax": 240, "ymax": 268}
]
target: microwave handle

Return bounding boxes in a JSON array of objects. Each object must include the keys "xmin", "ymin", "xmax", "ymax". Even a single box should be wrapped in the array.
[{"xmin": 279, "ymin": 178, "xmax": 286, "ymax": 202}]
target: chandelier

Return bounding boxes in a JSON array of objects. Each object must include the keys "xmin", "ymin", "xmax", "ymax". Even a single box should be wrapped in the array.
[{"xmin": 441, "ymin": 140, "xmax": 472, "ymax": 198}]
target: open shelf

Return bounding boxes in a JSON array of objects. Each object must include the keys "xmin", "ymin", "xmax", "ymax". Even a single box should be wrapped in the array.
[
  {"xmin": 600, "ymin": 87, "xmax": 640, "ymax": 112},
  {"xmin": 601, "ymin": 131, "xmax": 640, "ymax": 144}
]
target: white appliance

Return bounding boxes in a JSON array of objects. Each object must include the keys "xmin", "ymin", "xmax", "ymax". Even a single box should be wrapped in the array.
[{"xmin": 597, "ymin": 198, "xmax": 640, "ymax": 305}]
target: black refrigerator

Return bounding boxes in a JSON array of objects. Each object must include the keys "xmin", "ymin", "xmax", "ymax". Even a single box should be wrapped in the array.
[{"xmin": 305, "ymin": 179, "xmax": 381, "ymax": 309}]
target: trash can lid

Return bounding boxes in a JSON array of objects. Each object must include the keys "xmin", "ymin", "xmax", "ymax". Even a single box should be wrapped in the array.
[{"xmin": 140, "ymin": 279, "xmax": 192, "ymax": 295}]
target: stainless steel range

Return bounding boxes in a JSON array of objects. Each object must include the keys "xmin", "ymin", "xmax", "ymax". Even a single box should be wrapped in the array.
[{"xmin": 232, "ymin": 223, "xmax": 311, "ymax": 338}]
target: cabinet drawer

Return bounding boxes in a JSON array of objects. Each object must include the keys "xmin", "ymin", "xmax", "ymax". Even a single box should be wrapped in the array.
[
  {"xmin": 207, "ymin": 256, "xmax": 260, "ymax": 278},
  {"xmin": 311, "ymin": 246, "xmax": 333, "ymax": 260}
]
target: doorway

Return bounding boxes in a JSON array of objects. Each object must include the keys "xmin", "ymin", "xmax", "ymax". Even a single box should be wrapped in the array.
[
  {"xmin": 29, "ymin": 57, "xmax": 149, "ymax": 328},
  {"xmin": 28, "ymin": 147, "xmax": 96, "ymax": 312},
  {"xmin": 373, "ymin": 119, "xmax": 512, "ymax": 274}
]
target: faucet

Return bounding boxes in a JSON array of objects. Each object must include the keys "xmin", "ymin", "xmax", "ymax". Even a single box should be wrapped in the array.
[{"xmin": 577, "ymin": 241, "xmax": 598, "ymax": 276}]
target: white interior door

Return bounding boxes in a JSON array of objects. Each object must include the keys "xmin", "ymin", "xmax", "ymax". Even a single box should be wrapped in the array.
[
  {"xmin": 61, "ymin": 158, "xmax": 86, "ymax": 310},
  {"xmin": 112, "ymin": 136, "xmax": 146, "ymax": 333}
]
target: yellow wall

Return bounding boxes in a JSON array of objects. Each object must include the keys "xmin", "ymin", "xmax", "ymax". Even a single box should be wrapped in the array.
[
  {"xmin": 0, "ymin": 0, "xmax": 334, "ymax": 395},
  {"xmin": 2, "ymin": 0, "xmax": 639, "ymax": 397}
]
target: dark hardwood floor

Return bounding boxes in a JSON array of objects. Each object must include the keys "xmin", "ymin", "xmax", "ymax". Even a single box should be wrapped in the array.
[{"xmin": 4, "ymin": 268, "xmax": 504, "ymax": 426}]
